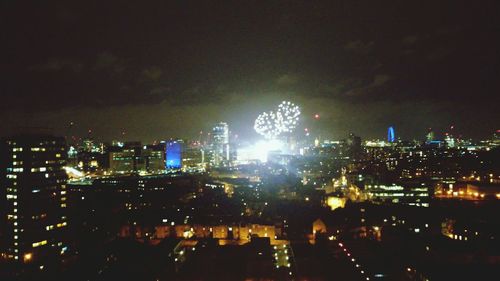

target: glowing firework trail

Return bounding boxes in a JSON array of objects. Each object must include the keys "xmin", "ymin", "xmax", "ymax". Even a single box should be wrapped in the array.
[{"xmin": 254, "ymin": 101, "xmax": 301, "ymax": 139}]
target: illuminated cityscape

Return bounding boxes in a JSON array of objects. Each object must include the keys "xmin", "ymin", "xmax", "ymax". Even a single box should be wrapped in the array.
[{"xmin": 1, "ymin": 1, "xmax": 500, "ymax": 281}]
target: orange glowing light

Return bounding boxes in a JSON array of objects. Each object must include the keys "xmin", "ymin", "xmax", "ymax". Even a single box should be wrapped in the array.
[{"xmin": 23, "ymin": 253, "xmax": 32, "ymax": 263}]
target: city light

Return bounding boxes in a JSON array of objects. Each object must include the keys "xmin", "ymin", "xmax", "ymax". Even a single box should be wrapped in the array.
[
  {"xmin": 1, "ymin": 4, "xmax": 498, "ymax": 279},
  {"xmin": 23, "ymin": 253, "xmax": 32, "ymax": 263},
  {"xmin": 237, "ymin": 139, "xmax": 284, "ymax": 163}
]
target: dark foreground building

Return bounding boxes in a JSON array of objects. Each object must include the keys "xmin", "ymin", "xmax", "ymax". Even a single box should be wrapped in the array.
[{"xmin": 0, "ymin": 133, "xmax": 68, "ymax": 271}]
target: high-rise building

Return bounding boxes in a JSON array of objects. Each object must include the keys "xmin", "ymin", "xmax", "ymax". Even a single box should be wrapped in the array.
[
  {"xmin": 166, "ymin": 140, "xmax": 182, "ymax": 170},
  {"xmin": 182, "ymin": 143, "xmax": 205, "ymax": 171},
  {"xmin": 387, "ymin": 126, "xmax": 395, "ymax": 143},
  {"xmin": 346, "ymin": 133, "xmax": 362, "ymax": 160},
  {"xmin": 426, "ymin": 128, "xmax": 435, "ymax": 143},
  {"xmin": 211, "ymin": 122, "xmax": 229, "ymax": 166},
  {"xmin": 0, "ymin": 134, "xmax": 68, "ymax": 267},
  {"xmin": 490, "ymin": 130, "xmax": 500, "ymax": 148},
  {"xmin": 108, "ymin": 142, "xmax": 165, "ymax": 174},
  {"xmin": 143, "ymin": 144, "xmax": 165, "ymax": 173},
  {"xmin": 108, "ymin": 147, "xmax": 136, "ymax": 173}
]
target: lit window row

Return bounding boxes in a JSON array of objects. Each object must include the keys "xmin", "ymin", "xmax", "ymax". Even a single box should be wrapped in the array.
[
  {"xmin": 30, "ymin": 167, "xmax": 47, "ymax": 172},
  {"xmin": 46, "ymin": 222, "xmax": 67, "ymax": 230},
  {"xmin": 32, "ymin": 240, "xmax": 47, "ymax": 248},
  {"xmin": 56, "ymin": 222, "xmax": 67, "ymax": 228}
]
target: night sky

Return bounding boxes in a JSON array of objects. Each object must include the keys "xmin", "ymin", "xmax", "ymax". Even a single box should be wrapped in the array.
[{"xmin": 1, "ymin": 0, "xmax": 499, "ymax": 143}]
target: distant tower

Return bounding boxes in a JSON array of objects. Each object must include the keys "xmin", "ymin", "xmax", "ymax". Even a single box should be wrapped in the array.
[
  {"xmin": 347, "ymin": 133, "xmax": 362, "ymax": 160},
  {"xmin": 211, "ymin": 122, "xmax": 229, "ymax": 166},
  {"xmin": 387, "ymin": 126, "xmax": 395, "ymax": 143},
  {"xmin": 166, "ymin": 140, "xmax": 183, "ymax": 170},
  {"xmin": 426, "ymin": 128, "xmax": 434, "ymax": 143}
]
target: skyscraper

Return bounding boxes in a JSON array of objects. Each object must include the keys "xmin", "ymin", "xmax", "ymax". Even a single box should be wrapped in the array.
[
  {"xmin": 166, "ymin": 140, "xmax": 182, "ymax": 170},
  {"xmin": 346, "ymin": 133, "xmax": 362, "ymax": 160},
  {"xmin": 0, "ymin": 133, "xmax": 68, "ymax": 267},
  {"xmin": 387, "ymin": 126, "xmax": 395, "ymax": 143},
  {"xmin": 426, "ymin": 128, "xmax": 435, "ymax": 143},
  {"xmin": 211, "ymin": 122, "xmax": 229, "ymax": 166}
]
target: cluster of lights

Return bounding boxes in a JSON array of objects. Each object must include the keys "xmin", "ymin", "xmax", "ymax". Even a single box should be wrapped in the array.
[
  {"xmin": 273, "ymin": 245, "xmax": 293, "ymax": 276},
  {"xmin": 338, "ymin": 242, "xmax": 370, "ymax": 280},
  {"xmin": 254, "ymin": 101, "xmax": 300, "ymax": 139}
]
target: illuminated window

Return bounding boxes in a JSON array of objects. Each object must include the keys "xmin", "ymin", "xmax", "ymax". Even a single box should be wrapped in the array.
[
  {"xmin": 32, "ymin": 240, "xmax": 47, "ymax": 248},
  {"xmin": 56, "ymin": 222, "xmax": 67, "ymax": 228}
]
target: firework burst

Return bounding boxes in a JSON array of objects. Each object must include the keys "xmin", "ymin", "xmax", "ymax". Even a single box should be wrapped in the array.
[{"xmin": 254, "ymin": 101, "xmax": 301, "ymax": 139}]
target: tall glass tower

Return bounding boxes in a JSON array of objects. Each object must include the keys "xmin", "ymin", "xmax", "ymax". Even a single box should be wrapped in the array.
[{"xmin": 211, "ymin": 122, "xmax": 229, "ymax": 166}]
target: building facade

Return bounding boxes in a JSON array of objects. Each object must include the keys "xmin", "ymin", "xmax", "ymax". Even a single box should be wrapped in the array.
[
  {"xmin": 0, "ymin": 134, "xmax": 68, "ymax": 267},
  {"xmin": 211, "ymin": 122, "xmax": 229, "ymax": 166}
]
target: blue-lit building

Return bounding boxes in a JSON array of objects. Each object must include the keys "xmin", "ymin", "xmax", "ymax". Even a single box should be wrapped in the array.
[
  {"xmin": 387, "ymin": 126, "xmax": 395, "ymax": 143},
  {"xmin": 166, "ymin": 140, "xmax": 182, "ymax": 170}
]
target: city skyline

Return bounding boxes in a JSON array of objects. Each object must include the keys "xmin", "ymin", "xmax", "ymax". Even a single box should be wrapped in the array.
[
  {"xmin": 1, "ymin": 2, "xmax": 499, "ymax": 280},
  {"xmin": 4, "ymin": 111, "xmax": 498, "ymax": 145}
]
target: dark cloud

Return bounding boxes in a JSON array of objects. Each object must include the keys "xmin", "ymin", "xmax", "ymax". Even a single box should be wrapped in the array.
[
  {"xmin": 29, "ymin": 58, "xmax": 84, "ymax": 72},
  {"xmin": 141, "ymin": 66, "xmax": 163, "ymax": 82},
  {"xmin": 402, "ymin": 35, "xmax": 419, "ymax": 45},
  {"xmin": 276, "ymin": 74, "xmax": 300, "ymax": 86},
  {"xmin": 343, "ymin": 40, "xmax": 375, "ymax": 53},
  {"xmin": 345, "ymin": 74, "xmax": 392, "ymax": 96},
  {"xmin": 93, "ymin": 52, "xmax": 125, "ymax": 73},
  {"xmin": 0, "ymin": 0, "xmax": 499, "ymax": 140}
]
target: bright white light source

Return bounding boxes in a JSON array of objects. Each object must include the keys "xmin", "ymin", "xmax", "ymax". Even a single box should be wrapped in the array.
[{"xmin": 237, "ymin": 139, "xmax": 284, "ymax": 163}]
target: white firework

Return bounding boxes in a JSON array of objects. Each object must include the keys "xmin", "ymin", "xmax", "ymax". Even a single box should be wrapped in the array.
[
  {"xmin": 254, "ymin": 111, "xmax": 282, "ymax": 139},
  {"xmin": 254, "ymin": 101, "xmax": 301, "ymax": 139},
  {"xmin": 276, "ymin": 101, "xmax": 300, "ymax": 133}
]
